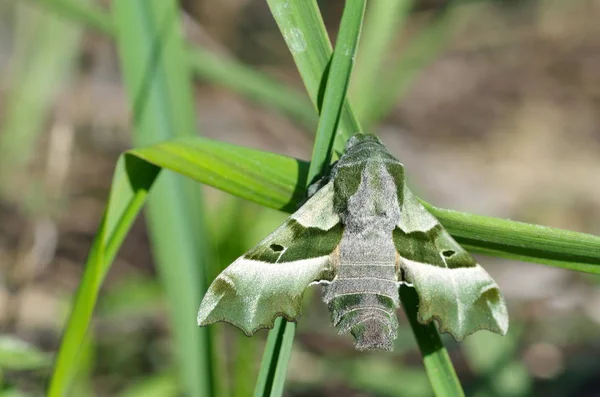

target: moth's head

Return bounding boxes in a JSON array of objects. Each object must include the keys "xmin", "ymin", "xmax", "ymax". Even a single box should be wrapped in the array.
[{"xmin": 345, "ymin": 134, "xmax": 383, "ymax": 151}]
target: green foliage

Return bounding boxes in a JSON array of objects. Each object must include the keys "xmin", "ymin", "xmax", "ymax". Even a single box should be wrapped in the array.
[{"xmin": 111, "ymin": 2, "xmax": 217, "ymax": 397}]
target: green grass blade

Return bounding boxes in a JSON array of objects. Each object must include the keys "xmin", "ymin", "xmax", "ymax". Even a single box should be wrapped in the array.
[
  {"xmin": 129, "ymin": 136, "xmax": 600, "ymax": 274},
  {"xmin": 308, "ymin": 0, "xmax": 365, "ymax": 182},
  {"xmin": 256, "ymin": 2, "xmax": 366, "ymax": 395},
  {"xmin": 253, "ymin": 318, "xmax": 296, "ymax": 397},
  {"xmin": 352, "ymin": 0, "xmax": 414, "ymax": 120},
  {"xmin": 266, "ymin": 0, "xmax": 362, "ymax": 154},
  {"xmin": 424, "ymin": 204, "xmax": 600, "ymax": 274},
  {"xmin": 21, "ymin": 0, "xmax": 315, "ymax": 128},
  {"xmin": 400, "ymin": 286, "xmax": 465, "ymax": 396},
  {"xmin": 111, "ymin": 2, "xmax": 215, "ymax": 397},
  {"xmin": 48, "ymin": 157, "xmax": 157, "ymax": 397}
]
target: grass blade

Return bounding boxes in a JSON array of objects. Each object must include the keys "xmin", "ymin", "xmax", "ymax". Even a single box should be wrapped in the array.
[
  {"xmin": 48, "ymin": 157, "xmax": 157, "ymax": 397},
  {"xmin": 255, "ymin": 2, "xmax": 366, "ymax": 395},
  {"xmin": 253, "ymin": 318, "xmax": 296, "ymax": 397},
  {"xmin": 129, "ymin": 136, "xmax": 600, "ymax": 274},
  {"xmin": 21, "ymin": 0, "xmax": 316, "ymax": 128},
  {"xmin": 266, "ymin": 0, "xmax": 362, "ymax": 154},
  {"xmin": 308, "ymin": 0, "xmax": 365, "ymax": 182},
  {"xmin": 111, "ymin": 2, "xmax": 215, "ymax": 397},
  {"xmin": 400, "ymin": 286, "xmax": 465, "ymax": 396}
]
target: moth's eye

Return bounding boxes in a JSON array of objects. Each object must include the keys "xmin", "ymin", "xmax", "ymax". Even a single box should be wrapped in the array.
[
  {"xmin": 270, "ymin": 244, "xmax": 284, "ymax": 252},
  {"xmin": 442, "ymin": 250, "xmax": 455, "ymax": 258}
]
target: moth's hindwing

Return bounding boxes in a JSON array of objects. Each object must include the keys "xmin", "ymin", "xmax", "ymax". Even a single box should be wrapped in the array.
[
  {"xmin": 395, "ymin": 184, "xmax": 509, "ymax": 340},
  {"xmin": 197, "ymin": 181, "xmax": 342, "ymax": 335}
]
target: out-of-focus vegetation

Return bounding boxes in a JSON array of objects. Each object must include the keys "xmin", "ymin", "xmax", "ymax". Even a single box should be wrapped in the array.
[{"xmin": 0, "ymin": 0, "xmax": 599, "ymax": 396}]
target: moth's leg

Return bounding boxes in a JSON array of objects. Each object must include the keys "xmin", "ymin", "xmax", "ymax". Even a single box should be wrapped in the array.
[{"xmin": 395, "ymin": 251, "xmax": 403, "ymax": 281}]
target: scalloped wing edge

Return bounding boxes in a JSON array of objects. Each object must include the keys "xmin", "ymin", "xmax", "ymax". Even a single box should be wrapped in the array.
[
  {"xmin": 401, "ymin": 258, "xmax": 508, "ymax": 340},
  {"xmin": 197, "ymin": 256, "xmax": 331, "ymax": 335}
]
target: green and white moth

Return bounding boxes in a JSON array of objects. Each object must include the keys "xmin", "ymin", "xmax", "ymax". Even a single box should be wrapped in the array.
[{"xmin": 198, "ymin": 134, "xmax": 508, "ymax": 351}]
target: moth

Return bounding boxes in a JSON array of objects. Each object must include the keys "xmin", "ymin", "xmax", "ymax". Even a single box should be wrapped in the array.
[{"xmin": 198, "ymin": 134, "xmax": 508, "ymax": 351}]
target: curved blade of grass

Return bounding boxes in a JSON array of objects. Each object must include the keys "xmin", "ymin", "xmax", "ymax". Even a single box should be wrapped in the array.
[
  {"xmin": 21, "ymin": 0, "xmax": 316, "ymax": 128},
  {"xmin": 352, "ymin": 0, "xmax": 414, "ymax": 120},
  {"xmin": 266, "ymin": 0, "xmax": 362, "ymax": 154},
  {"xmin": 111, "ymin": 2, "xmax": 216, "ymax": 397},
  {"xmin": 48, "ymin": 156, "xmax": 157, "ymax": 397},
  {"xmin": 400, "ymin": 286, "xmax": 465, "ymax": 396},
  {"xmin": 129, "ymin": 136, "xmax": 600, "ymax": 274},
  {"xmin": 255, "ymin": 2, "xmax": 366, "ymax": 396}
]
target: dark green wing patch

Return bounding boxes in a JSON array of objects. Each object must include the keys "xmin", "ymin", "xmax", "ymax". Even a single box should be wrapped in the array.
[
  {"xmin": 394, "ymin": 225, "xmax": 477, "ymax": 269},
  {"xmin": 247, "ymin": 220, "xmax": 343, "ymax": 265}
]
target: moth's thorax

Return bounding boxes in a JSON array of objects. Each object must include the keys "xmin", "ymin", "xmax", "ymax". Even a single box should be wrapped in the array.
[
  {"xmin": 343, "ymin": 161, "xmax": 400, "ymax": 229},
  {"xmin": 324, "ymin": 158, "xmax": 401, "ymax": 351}
]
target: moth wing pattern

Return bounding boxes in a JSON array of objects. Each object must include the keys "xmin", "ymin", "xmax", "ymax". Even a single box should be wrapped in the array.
[
  {"xmin": 395, "ymin": 183, "xmax": 509, "ymax": 340},
  {"xmin": 198, "ymin": 181, "xmax": 342, "ymax": 335}
]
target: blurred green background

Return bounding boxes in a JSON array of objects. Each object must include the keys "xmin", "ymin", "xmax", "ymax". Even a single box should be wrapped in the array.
[{"xmin": 0, "ymin": 0, "xmax": 599, "ymax": 396}]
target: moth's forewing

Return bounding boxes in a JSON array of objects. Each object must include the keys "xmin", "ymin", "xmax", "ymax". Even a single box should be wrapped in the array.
[{"xmin": 197, "ymin": 181, "xmax": 342, "ymax": 335}]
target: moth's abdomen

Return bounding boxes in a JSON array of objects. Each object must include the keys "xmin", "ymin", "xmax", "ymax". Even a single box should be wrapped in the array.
[{"xmin": 323, "ymin": 262, "xmax": 399, "ymax": 351}]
